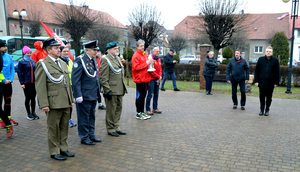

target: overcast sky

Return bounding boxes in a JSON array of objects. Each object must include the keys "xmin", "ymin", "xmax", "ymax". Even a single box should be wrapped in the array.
[{"xmin": 47, "ymin": 0, "xmax": 292, "ymax": 30}]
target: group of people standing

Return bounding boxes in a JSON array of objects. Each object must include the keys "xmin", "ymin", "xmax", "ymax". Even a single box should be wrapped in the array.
[{"xmin": 203, "ymin": 46, "xmax": 280, "ymax": 116}]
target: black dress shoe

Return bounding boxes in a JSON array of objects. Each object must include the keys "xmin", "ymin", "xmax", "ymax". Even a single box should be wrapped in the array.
[
  {"xmin": 90, "ymin": 138, "xmax": 102, "ymax": 142},
  {"xmin": 161, "ymin": 88, "xmax": 165, "ymax": 91},
  {"xmin": 108, "ymin": 132, "xmax": 119, "ymax": 137},
  {"xmin": 81, "ymin": 140, "xmax": 95, "ymax": 145},
  {"xmin": 174, "ymin": 88, "xmax": 180, "ymax": 91},
  {"xmin": 61, "ymin": 151, "xmax": 75, "ymax": 157},
  {"xmin": 116, "ymin": 130, "xmax": 126, "ymax": 135},
  {"xmin": 51, "ymin": 154, "xmax": 66, "ymax": 161},
  {"xmin": 259, "ymin": 111, "xmax": 264, "ymax": 116},
  {"xmin": 98, "ymin": 105, "xmax": 106, "ymax": 110},
  {"xmin": 264, "ymin": 111, "xmax": 269, "ymax": 116}
]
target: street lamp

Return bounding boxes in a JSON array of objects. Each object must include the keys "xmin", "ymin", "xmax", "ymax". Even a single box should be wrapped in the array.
[
  {"xmin": 13, "ymin": 9, "xmax": 28, "ymax": 48},
  {"xmin": 283, "ymin": 0, "xmax": 298, "ymax": 93},
  {"xmin": 159, "ymin": 34, "xmax": 168, "ymax": 55}
]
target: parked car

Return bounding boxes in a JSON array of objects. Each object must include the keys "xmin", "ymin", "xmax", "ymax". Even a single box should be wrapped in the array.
[
  {"xmin": 249, "ymin": 58, "xmax": 259, "ymax": 65},
  {"xmin": 217, "ymin": 55, "xmax": 224, "ymax": 64},
  {"xmin": 287, "ymin": 59, "xmax": 298, "ymax": 67},
  {"xmin": 179, "ymin": 55, "xmax": 197, "ymax": 64}
]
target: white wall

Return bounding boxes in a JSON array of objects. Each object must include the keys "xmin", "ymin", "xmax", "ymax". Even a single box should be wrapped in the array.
[{"xmin": 0, "ymin": 0, "xmax": 8, "ymax": 36}]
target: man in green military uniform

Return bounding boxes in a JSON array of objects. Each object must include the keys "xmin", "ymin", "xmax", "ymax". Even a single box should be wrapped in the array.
[
  {"xmin": 35, "ymin": 37, "xmax": 75, "ymax": 161},
  {"xmin": 100, "ymin": 42, "xmax": 127, "ymax": 137}
]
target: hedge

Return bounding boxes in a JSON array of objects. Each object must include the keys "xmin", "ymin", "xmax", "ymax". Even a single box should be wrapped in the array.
[{"xmin": 123, "ymin": 63, "xmax": 300, "ymax": 87}]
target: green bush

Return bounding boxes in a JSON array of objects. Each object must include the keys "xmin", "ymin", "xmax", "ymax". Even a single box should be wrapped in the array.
[
  {"xmin": 221, "ymin": 59, "xmax": 230, "ymax": 65},
  {"xmin": 174, "ymin": 55, "xmax": 180, "ymax": 63},
  {"xmin": 122, "ymin": 47, "xmax": 134, "ymax": 62},
  {"xmin": 222, "ymin": 46, "xmax": 234, "ymax": 59}
]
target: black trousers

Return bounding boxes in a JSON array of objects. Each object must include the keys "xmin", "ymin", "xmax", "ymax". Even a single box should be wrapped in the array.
[
  {"xmin": 231, "ymin": 80, "xmax": 246, "ymax": 106},
  {"xmin": 23, "ymin": 83, "xmax": 36, "ymax": 115},
  {"xmin": 2, "ymin": 83, "xmax": 12, "ymax": 118},
  {"xmin": 135, "ymin": 83, "xmax": 148, "ymax": 113},
  {"xmin": 259, "ymin": 87, "xmax": 274, "ymax": 112},
  {"xmin": 0, "ymin": 84, "xmax": 9, "ymax": 126}
]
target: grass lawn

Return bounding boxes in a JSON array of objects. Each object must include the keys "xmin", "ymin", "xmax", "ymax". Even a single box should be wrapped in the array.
[{"xmin": 124, "ymin": 77, "xmax": 300, "ymax": 100}]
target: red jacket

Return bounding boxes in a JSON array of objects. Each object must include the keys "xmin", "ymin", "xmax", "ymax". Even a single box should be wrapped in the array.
[
  {"xmin": 131, "ymin": 50, "xmax": 152, "ymax": 83},
  {"xmin": 96, "ymin": 55, "xmax": 103, "ymax": 76},
  {"xmin": 149, "ymin": 54, "xmax": 162, "ymax": 80},
  {"xmin": 31, "ymin": 41, "xmax": 47, "ymax": 63}
]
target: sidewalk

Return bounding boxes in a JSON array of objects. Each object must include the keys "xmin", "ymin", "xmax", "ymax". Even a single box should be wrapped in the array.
[{"xmin": 0, "ymin": 83, "xmax": 300, "ymax": 172}]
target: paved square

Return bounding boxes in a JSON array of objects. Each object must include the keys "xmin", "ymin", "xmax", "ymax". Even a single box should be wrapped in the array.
[{"xmin": 0, "ymin": 83, "xmax": 299, "ymax": 172}]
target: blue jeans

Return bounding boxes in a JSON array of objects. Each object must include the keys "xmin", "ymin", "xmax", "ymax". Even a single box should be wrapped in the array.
[
  {"xmin": 146, "ymin": 80, "xmax": 160, "ymax": 111},
  {"xmin": 204, "ymin": 75, "xmax": 214, "ymax": 93},
  {"xmin": 161, "ymin": 71, "xmax": 177, "ymax": 89}
]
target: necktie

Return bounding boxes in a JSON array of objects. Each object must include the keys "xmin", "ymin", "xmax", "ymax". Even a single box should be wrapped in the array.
[{"xmin": 55, "ymin": 60, "xmax": 62, "ymax": 71}]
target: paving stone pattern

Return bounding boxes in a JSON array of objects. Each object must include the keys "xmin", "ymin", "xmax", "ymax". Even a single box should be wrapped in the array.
[{"xmin": 0, "ymin": 82, "xmax": 300, "ymax": 172}]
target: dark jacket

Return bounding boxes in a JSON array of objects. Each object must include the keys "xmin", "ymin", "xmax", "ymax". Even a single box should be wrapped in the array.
[
  {"xmin": 226, "ymin": 57, "xmax": 249, "ymax": 81},
  {"xmin": 254, "ymin": 55, "xmax": 280, "ymax": 88},
  {"xmin": 17, "ymin": 58, "xmax": 36, "ymax": 84},
  {"xmin": 72, "ymin": 53, "xmax": 101, "ymax": 101},
  {"xmin": 202, "ymin": 56, "xmax": 218, "ymax": 77},
  {"xmin": 163, "ymin": 53, "xmax": 176, "ymax": 72}
]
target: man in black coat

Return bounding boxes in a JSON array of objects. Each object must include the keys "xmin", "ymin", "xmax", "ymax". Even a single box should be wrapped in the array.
[
  {"xmin": 254, "ymin": 46, "xmax": 280, "ymax": 116},
  {"xmin": 161, "ymin": 49, "xmax": 180, "ymax": 91},
  {"xmin": 226, "ymin": 50, "xmax": 249, "ymax": 110}
]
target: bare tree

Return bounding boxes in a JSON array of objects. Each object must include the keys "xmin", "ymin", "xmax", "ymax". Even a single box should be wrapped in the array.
[
  {"xmin": 52, "ymin": 0, "xmax": 97, "ymax": 56},
  {"xmin": 86, "ymin": 25, "xmax": 120, "ymax": 53},
  {"xmin": 196, "ymin": 0, "xmax": 247, "ymax": 57},
  {"xmin": 26, "ymin": 5, "xmax": 43, "ymax": 37},
  {"xmin": 169, "ymin": 34, "xmax": 187, "ymax": 55},
  {"xmin": 128, "ymin": 2, "xmax": 164, "ymax": 49}
]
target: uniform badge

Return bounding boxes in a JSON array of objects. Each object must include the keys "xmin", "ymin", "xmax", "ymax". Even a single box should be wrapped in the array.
[{"xmin": 74, "ymin": 62, "xmax": 78, "ymax": 68}]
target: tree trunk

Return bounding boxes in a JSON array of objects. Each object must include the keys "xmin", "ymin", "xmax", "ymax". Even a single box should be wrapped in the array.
[
  {"xmin": 74, "ymin": 40, "xmax": 81, "ymax": 57},
  {"xmin": 213, "ymin": 48, "xmax": 219, "ymax": 59}
]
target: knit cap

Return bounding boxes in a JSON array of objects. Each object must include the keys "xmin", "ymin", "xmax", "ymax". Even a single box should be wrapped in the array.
[{"xmin": 23, "ymin": 46, "xmax": 31, "ymax": 55}]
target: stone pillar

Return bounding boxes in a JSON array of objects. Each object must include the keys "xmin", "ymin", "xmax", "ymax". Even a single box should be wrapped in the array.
[{"xmin": 199, "ymin": 44, "xmax": 211, "ymax": 90}]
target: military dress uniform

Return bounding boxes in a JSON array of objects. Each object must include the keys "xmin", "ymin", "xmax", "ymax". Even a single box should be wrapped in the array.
[
  {"xmin": 100, "ymin": 42, "xmax": 127, "ymax": 136},
  {"xmin": 35, "ymin": 37, "xmax": 74, "ymax": 159},
  {"xmin": 71, "ymin": 41, "xmax": 101, "ymax": 144}
]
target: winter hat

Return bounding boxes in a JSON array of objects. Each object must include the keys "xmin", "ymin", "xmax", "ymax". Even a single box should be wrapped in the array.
[{"xmin": 23, "ymin": 46, "xmax": 32, "ymax": 55}]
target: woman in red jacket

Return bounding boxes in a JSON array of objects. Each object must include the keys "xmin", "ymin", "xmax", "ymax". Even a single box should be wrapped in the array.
[
  {"xmin": 31, "ymin": 41, "xmax": 47, "ymax": 63},
  {"xmin": 131, "ymin": 39, "xmax": 153, "ymax": 120}
]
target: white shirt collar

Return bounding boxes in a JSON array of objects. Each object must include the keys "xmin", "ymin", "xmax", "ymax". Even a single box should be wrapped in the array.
[
  {"xmin": 109, "ymin": 53, "xmax": 116, "ymax": 58},
  {"xmin": 48, "ymin": 55, "xmax": 59, "ymax": 63},
  {"xmin": 86, "ymin": 53, "xmax": 93, "ymax": 60}
]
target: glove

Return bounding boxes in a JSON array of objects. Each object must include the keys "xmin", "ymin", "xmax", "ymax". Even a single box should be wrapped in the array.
[
  {"xmin": 75, "ymin": 97, "xmax": 83, "ymax": 103},
  {"xmin": 104, "ymin": 91, "xmax": 112, "ymax": 100}
]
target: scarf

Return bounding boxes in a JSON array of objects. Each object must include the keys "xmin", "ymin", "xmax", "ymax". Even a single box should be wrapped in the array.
[{"xmin": 23, "ymin": 56, "xmax": 31, "ymax": 61}]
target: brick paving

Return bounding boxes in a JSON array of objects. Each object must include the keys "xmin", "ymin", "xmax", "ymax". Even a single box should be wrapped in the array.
[{"xmin": 0, "ymin": 81, "xmax": 300, "ymax": 172}]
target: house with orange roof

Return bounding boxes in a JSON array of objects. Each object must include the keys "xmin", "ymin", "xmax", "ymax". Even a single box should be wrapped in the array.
[
  {"xmin": 173, "ymin": 13, "xmax": 296, "ymax": 61},
  {"xmin": 1, "ymin": 0, "xmax": 129, "ymax": 55}
]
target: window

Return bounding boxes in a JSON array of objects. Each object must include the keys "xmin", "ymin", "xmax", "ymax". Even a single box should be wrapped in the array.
[
  {"xmin": 53, "ymin": 28, "xmax": 64, "ymax": 37},
  {"xmin": 297, "ymin": 29, "xmax": 300, "ymax": 38},
  {"xmin": 24, "ymin": 25, "xmax": 30, "ymax": 35},
  {"xmin": 254, "ymin": 46, "xmax": 263, "ymax": 53}
]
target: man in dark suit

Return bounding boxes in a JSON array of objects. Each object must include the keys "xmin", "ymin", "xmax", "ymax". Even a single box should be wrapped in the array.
[
  {"xmin": 35, "ymin": 37, "xmax": 75, "ymax": 161},
  {"xmin": 72, "ymin": 40, "xmax": 102, "ymax": 145},
  {"xmin": 100, "ymin": 42, "xmax": 127, "ymax": 137},
  {"xmin": 254, "ymin": 46, "xmax": 280, "ymax": 116}
]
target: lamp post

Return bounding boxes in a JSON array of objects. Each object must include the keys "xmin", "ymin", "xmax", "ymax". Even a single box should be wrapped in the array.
[
  {"xmin": 13, "ymin": 9, "xmax": 27, "ymax": 48},
  {"xmin": 159, "ymin": 34, "xmax": 168, "ymax": 55},
  {"xmin": 283, "ymin": 0, "xmax": 298, "ymax": 93}
]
